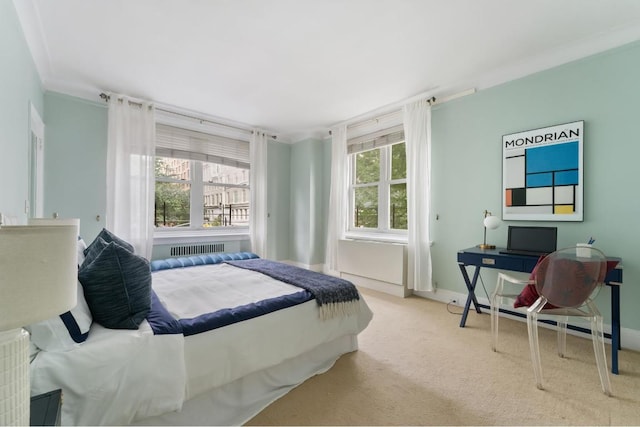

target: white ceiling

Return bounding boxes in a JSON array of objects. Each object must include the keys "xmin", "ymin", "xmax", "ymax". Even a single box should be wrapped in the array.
[{"xmin": 14, "ymin": 0, "xmax": 640, "ymax": 140}]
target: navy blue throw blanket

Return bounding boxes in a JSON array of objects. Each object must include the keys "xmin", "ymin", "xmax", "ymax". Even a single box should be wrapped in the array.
[
  {"xmin": 226, "ymin": 259, "xmax": 360, "ymax": 319},
  {"xmin": 146, "ymin": 288, "xmax": 313, "ymax": 336},
  {"xmin": 146, "ymin": 254, "xmax": 360, "ymax": 335}
]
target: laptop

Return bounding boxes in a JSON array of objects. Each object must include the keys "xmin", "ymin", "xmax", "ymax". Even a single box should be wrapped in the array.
[{"xmin": 499, "ymin": 226, "xmax": 557, "ymax": 257}]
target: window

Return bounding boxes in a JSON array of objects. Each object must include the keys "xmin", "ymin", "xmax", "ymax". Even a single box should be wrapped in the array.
[
  {"xmin": 155, "ymin": 157, "xmax": 191, "ymax": 227},
  {"xmin": 348, "ymin": 126, "xmax": 407, "ymax": 233},
  {"xmin": 154, "ymin": 122, "xmax": 250, "ymax": 230}
]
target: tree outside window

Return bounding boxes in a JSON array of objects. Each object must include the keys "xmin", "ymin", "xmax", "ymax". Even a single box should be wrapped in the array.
[
  {"xmin": 390, "ymin": 142, "xmax": 407, "ymax": 230},
  {"xmin": 351, "ymin": 141, "xmax": 407, "ymax": 232},
  {"xmin": 155, "ymin": 156, "xmax": 250, "ymax": 229},
  {"xmin": 155, "ymin": 157, "xmax": 190, "ymax": 227}
]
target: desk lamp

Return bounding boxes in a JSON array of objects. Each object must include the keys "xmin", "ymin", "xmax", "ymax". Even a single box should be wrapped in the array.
[
  {"xmin": 479, "ymin": 210, "xmax": 501, "ymax": 249},
  {"xmin": 0, "ymin": 224, "xmax": 78, "ymax": 425}
]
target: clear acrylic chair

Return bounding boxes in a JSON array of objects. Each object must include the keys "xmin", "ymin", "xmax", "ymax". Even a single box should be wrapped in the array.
[
  {"xmin": 490, "ymin": 272, "xmax": 532, "ymax": 352},
  {"xmin": 526, "ymin": 246, "xmax": 611, "ymax": 396}
]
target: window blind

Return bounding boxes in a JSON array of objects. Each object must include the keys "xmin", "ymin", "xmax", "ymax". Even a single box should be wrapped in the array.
[
  {"xmin": 156, "ymin": 123, "xmax": 250, "ymax": 169},
  {"xmin": 347, "ymin": 124, "xmax": 405, "ymax": 154}
]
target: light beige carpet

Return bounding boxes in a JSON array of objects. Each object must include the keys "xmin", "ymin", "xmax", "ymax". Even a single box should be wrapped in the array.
[{"xmin": 246, "ymin": 287, "xmax": 640, "ymax": 426}]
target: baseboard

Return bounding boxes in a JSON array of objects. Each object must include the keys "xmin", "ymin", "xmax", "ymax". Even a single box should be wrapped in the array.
[{"xmin": 418, "ymin": 290, "xmax": 640, "ymax": 352}]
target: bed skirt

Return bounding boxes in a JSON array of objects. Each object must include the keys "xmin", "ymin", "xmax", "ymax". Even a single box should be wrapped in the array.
[{"xmin": 132, "ymin": 334, "xmax": 358, "ymax": 426}]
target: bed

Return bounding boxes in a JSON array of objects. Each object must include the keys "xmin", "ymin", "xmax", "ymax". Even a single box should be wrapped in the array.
[{"xmin": 28, "ymin": 232, "xmax": 373, "ymax": 426}]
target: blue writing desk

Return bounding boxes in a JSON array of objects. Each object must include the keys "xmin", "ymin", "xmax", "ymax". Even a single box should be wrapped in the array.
[{"xmin": 457, "ymin": 246, "xmax": 623, "ymax": 374}]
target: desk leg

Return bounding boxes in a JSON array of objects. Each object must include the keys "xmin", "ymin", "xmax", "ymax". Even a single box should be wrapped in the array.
[
  {"xmin": 611, "ymin": 284, "xmax": 621, "ymax": 375},
  {"xmin": 458, "ymin": 264, "xmax": 482, "ymax": 327}
]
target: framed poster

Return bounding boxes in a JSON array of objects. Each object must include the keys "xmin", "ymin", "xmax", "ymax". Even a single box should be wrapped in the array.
[{"xmin": 502, "ymin": 120, "xmax": 583, "ymax": 221}]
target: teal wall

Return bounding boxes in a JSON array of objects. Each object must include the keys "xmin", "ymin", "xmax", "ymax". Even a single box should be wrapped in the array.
[
  {"xmin": 0, "ymin": 1, "xmax": 43, "ymax": 222},
  {"xmin": 43, "ymin": 92, "xmax": 108, "ymax": 240},
  {"xmin": 429, "ymin": 41, "xmax": 640, "ymax": 330}
]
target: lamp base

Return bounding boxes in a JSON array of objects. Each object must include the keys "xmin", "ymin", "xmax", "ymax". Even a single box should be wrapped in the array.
[
  {"xmin": 478, "ymin": 244, "xmax": 496, "ymax": 250},
  {"xmin": 0, "ymin": 328, "xmax": 30, "ymax": 426}
]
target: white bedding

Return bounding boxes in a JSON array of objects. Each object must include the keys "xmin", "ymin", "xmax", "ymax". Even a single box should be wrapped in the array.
[
  {"xmin": 30, "ymin": 262, "xmax": 373, "ymax": 426},
  {"xmin": 153, "ymin": 263, "xmax": 304, "ymax": 318},
  {"xmin": 30, "ymin": 321, "xmax": 185, "ymax": 426},
  {"xmin": 152, "ymin": 263, "xmax": 373, "ymax": 399}
]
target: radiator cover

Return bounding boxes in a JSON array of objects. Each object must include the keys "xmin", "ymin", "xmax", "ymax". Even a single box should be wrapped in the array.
[{"xmin": 337, "ymin": 239, "xmax": 407, "ymax": 296}]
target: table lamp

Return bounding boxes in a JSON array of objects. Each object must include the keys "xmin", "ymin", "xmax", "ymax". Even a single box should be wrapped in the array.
[
  {"xmin": 0, "ymin": 224, "xmax": 78, "ymax": 426},
  {"xmin": 28, "ymin": 217, "xmax": 80, "ymax": 235},
  {"xmin": 479, "ymin": 210, "xmax": 500, "ymax": 249}
]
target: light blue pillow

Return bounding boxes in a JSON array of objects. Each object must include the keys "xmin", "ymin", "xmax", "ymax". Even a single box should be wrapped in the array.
[{"xmin": 79, "ymin": 241, "xmax": 151, "ymax": 329}]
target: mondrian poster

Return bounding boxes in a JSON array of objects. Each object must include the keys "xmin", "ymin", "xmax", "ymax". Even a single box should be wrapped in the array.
[{"xmin": 502, "ymin": 120, "xmax": 583, "ymax": 221}]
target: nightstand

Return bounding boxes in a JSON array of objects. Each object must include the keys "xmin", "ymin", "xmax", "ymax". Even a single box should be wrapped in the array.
[{"xmin": 30, "ymin": 389, "xmax": 62, "ymax": 426}]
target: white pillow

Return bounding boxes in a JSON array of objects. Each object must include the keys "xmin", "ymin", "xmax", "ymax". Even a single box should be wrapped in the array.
[
  {"xmin": 77, "ymin": 237, "xmax": 87, "ymax": 267},
  {"xmin": 27, "ymin": 282, "xmax": 92, "ymax": 352}
]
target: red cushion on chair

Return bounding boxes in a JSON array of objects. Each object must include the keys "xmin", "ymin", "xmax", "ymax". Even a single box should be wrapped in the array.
[
  {"xmin": 513, "ymin": 284, "xmax": 542, "ymax": 308},
  {"xmin": 513, "ymin": 257, "xmax": 619, "ymax": 308},
  {"xmin": 513, "ymin": 256, "xmax": 547, "ymax": 308},
  {"xmin": 540, "ymin": 258, "xmax": 588, "ymax": 307}
]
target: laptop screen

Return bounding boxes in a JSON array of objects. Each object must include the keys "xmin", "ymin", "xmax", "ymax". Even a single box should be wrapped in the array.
[{"xmin": 507, "ymin": 226, "xmax": 557, "ymax": 254}]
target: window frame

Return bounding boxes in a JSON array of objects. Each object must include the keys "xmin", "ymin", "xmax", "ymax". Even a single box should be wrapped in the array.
[
  {"xmin": 153, "ymin": 111, "xmax": 252, "ymax": 240},
  {"xmin": 154, "ymin": 157, "xmax": 251, "ymax": 232},
  {"xmin": 154, "ymin": 163, "xmax": 192, "ymax": 228},
  {"xmin": 347, "ymin": 140, "xmax": 408, "ymax": 240}
]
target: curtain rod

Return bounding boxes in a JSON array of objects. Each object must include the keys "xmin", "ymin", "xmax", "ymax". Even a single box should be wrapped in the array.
[
  {"xmin": 329, "ymin": 96, "xmax": 437, "ymax": 136},
  {"xmin": 348, "ymin": 96, "xmax": 436, "ymax": 129},
  {"xmin": 99, "ymin": 93, "xmax": 276, "ymax": 140},
  {"xmin": 329, "ymin": 87, "xmax": 476, "ymax": 136}
]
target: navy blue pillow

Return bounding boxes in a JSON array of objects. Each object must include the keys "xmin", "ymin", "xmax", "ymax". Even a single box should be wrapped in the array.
[
  {"xmin": 84, "ymin": 228, "xmax": 134, "ymax": 260},
  {"xmin": 82, "ymin": 237, "xmax": 109, "ymax": 267},
  {"xmin": 79, "ymin": 241, "xmax": 151, "ymax": 329}
]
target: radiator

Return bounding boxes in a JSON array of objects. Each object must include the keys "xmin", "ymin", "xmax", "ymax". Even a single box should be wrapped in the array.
[
  {"xmin": 337, "ymin": 239, "xmax": 408, "ymax": 297},
  {"xmin": 170, "ymin": 243, "xmax": 225, "ymax": 257}
]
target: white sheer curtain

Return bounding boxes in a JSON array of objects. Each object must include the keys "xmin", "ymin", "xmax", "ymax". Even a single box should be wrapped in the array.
[
  {"xmin": 324, "ymin": 125, "xmax": 348, "ymax": 275},
  {"xmin": 106, "ymin": 95, "xmax": 156, "ymax": 259},
  {"xmin": 250, "ymin": 130, "xmax": 268, "ymax": 258},
  {"xmin": 403, "ymin": 100, "xmax": 433, "ymax": 291}
]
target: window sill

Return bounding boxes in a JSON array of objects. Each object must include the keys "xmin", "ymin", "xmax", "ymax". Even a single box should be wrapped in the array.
[
  {"xmin": 344, "ymin": 231, "xmax": 408, "ymax": 244},
  {"xmin": 154, "ymin": 228, "xmax": 250, "ymax": 245}
]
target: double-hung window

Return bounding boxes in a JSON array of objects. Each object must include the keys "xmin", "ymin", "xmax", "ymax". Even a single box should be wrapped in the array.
[
  {"xmin": 155, "ymin": 122, "xmax": 250, "ymax": 231},
  {"xmin": 348, "ymin": 125, "xmax": 407, "ymax": 235}
]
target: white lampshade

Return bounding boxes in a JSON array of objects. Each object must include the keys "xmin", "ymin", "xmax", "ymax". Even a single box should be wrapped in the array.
[
  {"xmin": 483, "ymin": 215, "xmax": 501, "ymax": 230},
  {"xmin": 479, "ymin": 211, "xmax": 501, "ymax": 250},
  {"xmin": 28, "ymin": 217, "xmax": 80, "ymax": 236},
  {"xmin": 0, "ymin": 224, "xmax": 78, "ymax": 426},
  {"xmin": 0, "ymin": 225, "xmax": 78, "ymax": 330}
]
